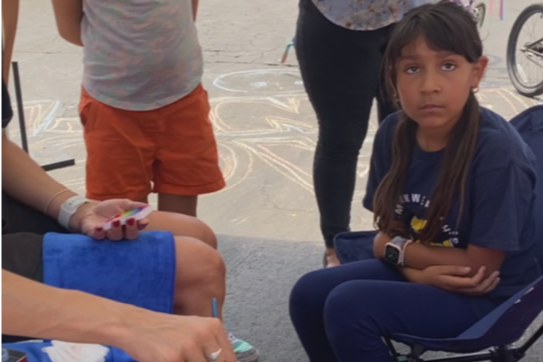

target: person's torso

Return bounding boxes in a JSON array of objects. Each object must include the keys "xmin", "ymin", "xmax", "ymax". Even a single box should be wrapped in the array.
[
  {"xmin": 81, "ymin": 0, "xmax": 203, "ymax": 111},
  {"xmin": 383, "ymin": 109, "xmax": 541, "ymax": 300},
  {"xmin": 310, "ymin": 0, "xmax": 430, "ymax": 31}
]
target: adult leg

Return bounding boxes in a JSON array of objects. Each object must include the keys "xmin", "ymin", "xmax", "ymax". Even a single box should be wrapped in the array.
[
  {"xmin": 295, "ymin": 0, "xmax": 394, "ymax": 264},
  {"xmin": 323, "ymin": 280, "xmax": 496, "ymax": 362},
  {"xmin": 2, "ymin": 192, "xmax": 68, "ymax": 235},
  {"xmin": 289, "ymin": 259, "xmax": 405, "ymax": 361},
  {"xmin": 375, "ymin": 24, "xmax": 399, "ymax": 124},
  {"xmin": 171, "ymin": 235, "xmax": 226, "ymax": 317}
]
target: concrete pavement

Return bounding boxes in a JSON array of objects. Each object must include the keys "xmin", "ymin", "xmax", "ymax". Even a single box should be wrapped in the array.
[{"xmin": 6, "ymin": 0, "xmax": 542, "ymax": 360}]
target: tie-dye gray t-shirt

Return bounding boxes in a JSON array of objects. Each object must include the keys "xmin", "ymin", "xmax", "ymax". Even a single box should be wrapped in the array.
[
  {"xmin": 311, "ymin": 0, "xmax": 430, "ymax": 31},
  {"xmin": 81, "ymin": 0, "xmax": 202, "ymax": 111}
]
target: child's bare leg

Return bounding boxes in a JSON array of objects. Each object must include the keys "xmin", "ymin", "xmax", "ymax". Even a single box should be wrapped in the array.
[
  {"xmin": 146, "ymin": 210, "xmax": 217, "ymax": 249},
  {"xmin": 158, "ymin": 193, "xmax": 197, "ymax": 217},
  {"xmin": 172, "ymin": 236, "xmax": 225, "ymax": 318}
]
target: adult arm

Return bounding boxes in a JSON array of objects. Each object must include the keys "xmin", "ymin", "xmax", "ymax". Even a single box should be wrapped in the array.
[
  {"xmin": 2, "ymin": 131, "xmax": 93, "ymax": 230},
  {"xmin": 2, "ymin": 270, "xmax": 235, "ymax": 362},
  {"xmin": 2, "ymin": 0, "xmax": 19, "ymax": 82},
  {"xmin": 3, "ymin": 270, "xmax": 133, "ymax": 345},
  {"xmin": 51, "ymin": 0, "xmax": 84, "ymax": 46}
]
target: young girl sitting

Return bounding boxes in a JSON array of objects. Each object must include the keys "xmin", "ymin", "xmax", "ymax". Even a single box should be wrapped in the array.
[{"xmin": 289, "ymin": 1, "xmax": 542, "ymax": 361}]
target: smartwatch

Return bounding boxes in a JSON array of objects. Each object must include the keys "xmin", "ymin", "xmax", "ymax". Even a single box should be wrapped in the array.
[{"xmin": 384, "ymin": 236, "xmax": 412, "ymax": 266}]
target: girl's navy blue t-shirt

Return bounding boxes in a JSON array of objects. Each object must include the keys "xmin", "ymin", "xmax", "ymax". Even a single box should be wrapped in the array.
[{"xmin": 364, "ymin": 108, "xmax": 541, "ymax": 311}]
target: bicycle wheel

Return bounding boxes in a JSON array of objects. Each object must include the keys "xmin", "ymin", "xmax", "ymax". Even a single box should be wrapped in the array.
[{"xmin": 506, "ymin": 4, "xmax": 543, "ymax": 97}]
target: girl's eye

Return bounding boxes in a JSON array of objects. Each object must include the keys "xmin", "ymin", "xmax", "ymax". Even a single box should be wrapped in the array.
[
  {"xmin": 405, "ymin": 66, "xmax": 420, "ymax": 74},
  {"xmin": 442, "ymin": 63, "xmax": 456, "ymax": 71}
]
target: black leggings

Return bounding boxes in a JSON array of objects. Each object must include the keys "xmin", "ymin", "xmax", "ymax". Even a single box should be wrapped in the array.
[{"xmin": 295, "ymin": 0, "xmax": 397, "ymax": 247}]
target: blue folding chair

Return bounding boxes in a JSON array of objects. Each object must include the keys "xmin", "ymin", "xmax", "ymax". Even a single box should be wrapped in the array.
[{"xmin": 334, "ymin": 105, "xmax": 543, "ymax": 362}]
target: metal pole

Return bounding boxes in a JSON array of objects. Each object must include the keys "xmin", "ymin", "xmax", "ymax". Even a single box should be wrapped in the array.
[{"xmin": 11, "ymin": 61, "xmax": 29, "ymax": 153}]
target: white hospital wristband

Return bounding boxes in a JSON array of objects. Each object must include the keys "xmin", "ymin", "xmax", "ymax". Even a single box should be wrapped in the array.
[{"xmin": 58, "ymin": 195, "xmax": 89, "ymax": 230}]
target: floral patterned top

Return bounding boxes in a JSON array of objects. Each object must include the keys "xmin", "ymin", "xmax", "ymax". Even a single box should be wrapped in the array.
[{"xmin": 311, "ymin": 0, "xmax": 431, "ymax": 31}]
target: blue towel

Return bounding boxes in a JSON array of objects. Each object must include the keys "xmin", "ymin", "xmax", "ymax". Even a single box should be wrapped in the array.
[
  {"xmin": 1, "ymin": 341, "xmax": 142, "ymax": 362},
  {"xmin": 2, "ymin": 231, "xmax": 176, "ymax": 362}
]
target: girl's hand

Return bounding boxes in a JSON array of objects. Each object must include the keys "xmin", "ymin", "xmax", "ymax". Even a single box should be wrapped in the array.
[
  {"xmin": 419, "ymin": 265, "xmax": 500, "ymax": 296},
  {"xmin": 71, "ymin": 199, "xmax": 150, "ymax": 241}
]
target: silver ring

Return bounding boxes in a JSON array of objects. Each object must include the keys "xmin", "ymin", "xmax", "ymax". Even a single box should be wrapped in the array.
[{"xmin": 209, "ymin": 348, "xmax": 222, "ymax": 361}]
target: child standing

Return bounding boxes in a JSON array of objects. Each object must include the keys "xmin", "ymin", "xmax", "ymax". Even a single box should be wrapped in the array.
[
  {"xmin": 52, "ymin": 0, "xmax": 224, "ymax": 218},
  {"xmin": 51, "ymin": 1, "xmax": 258, "ymax": 361},
  {"xmin": 289, "ymin": 2, "xmax": 541, "ymax": 361}
]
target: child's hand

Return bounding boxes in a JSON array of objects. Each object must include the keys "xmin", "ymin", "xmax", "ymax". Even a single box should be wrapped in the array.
[{"xmin": 420, "ymin": 265, "xmax": 500, "ymax": 296}]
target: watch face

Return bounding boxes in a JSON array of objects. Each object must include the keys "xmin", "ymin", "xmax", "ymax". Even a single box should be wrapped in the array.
[{"xmin": 385, "ymin": 245, "xmax": 400, "ymax": 264}]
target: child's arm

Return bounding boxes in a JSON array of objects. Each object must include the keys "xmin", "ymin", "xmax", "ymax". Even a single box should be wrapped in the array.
[
  {"xmin": 2, "ymin": 0, "xmax": 19, "ymax": 82},
  {"xmin": 192, "ymin": 0, "xmax": 199, "ymax": 20},
  {"xmin": 51, "ymin": 0, "xmax": 84, "ymax": 46},
  {"xmin": 388, "ymin": 163, "xmax": 534, "ymax": 279},
  {"xmin": 402, "ymin": 244, "xmax": 506, "ymax": 278},
  {"xmin": 399, "ymin": 265, "xmax": 500, "ymax": 295},
  {"xmin": 374, "ymin": 231, "xmax": 505, "ymax": 278}
]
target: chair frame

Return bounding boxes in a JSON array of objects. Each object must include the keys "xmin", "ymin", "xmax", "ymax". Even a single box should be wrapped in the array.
[{"xmin": 383, "ymin": 310, "xmax": 543, "ymax": 362}]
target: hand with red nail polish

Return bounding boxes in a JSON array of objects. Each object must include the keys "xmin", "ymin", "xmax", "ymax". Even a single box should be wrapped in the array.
[
  {"xmin": 124, "ymin": 218, "xmax": 139, "ymax": 241},
  {"xmin": 76, "ymin": 199, "xmax": 150, "ymax": 241}
]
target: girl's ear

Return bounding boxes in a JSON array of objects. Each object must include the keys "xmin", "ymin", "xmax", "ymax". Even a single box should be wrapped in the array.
[{"xmin": 472, "ymin": 56, "xmax": 489, "ymax": 89}]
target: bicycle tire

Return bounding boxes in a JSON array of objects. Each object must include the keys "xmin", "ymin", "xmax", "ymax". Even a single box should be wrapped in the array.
[{"xmin": 506, "ymin": 3, "xmax": 543, "ymax": 97}]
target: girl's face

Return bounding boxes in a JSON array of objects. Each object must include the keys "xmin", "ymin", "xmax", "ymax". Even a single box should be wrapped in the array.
[{"xmin": 395, "ymin": 37, "xmax": 488, "ymax": 133}]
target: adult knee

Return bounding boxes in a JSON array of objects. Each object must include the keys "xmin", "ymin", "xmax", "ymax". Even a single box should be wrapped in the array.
[
  {"xmin": 174, "ymin": 236, "xmax": 225, "ymax": 288},
  {"xmin": 197, "ymin": 219, "xmax": 218, "ymax": 249}
]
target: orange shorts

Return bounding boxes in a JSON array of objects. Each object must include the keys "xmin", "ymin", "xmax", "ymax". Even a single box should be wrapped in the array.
[{"xmin": 79, "ymin": 84, "xmax": 225, "ymax": 201}]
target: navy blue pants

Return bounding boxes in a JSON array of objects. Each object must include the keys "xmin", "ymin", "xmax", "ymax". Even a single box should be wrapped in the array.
[{"xmin": 289, "ymin": 260, "xmax": 498, "ymax": 362}]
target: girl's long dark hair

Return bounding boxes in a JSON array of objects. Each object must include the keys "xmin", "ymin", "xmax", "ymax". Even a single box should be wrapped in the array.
[{"xmin": 374, "ymin": 0, "xmax": 483, "ymax": 243}]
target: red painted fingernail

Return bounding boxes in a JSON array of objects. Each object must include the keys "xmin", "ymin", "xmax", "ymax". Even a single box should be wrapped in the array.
[
  {"xmin": 113, "ymin": 220, "xmax": 121, "ymax": 228},
  {"xmin": 127, "ymin": 218, "xmax": 135, "ymax": 226},
  {"xmin": 96, "ymin": 226, "xmax": 103, "ymax": 232}
]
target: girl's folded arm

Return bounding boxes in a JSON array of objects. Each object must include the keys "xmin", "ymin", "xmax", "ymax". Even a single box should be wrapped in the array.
[{"xmin": 403, "ymin": 242, "xmax": 506, "ymax": 277}]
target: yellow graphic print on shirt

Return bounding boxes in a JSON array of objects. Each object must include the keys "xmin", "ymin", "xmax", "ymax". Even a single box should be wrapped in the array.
[{"xmin": 410, "ymin": 216, "xmax": 453, "ymax": 248}]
